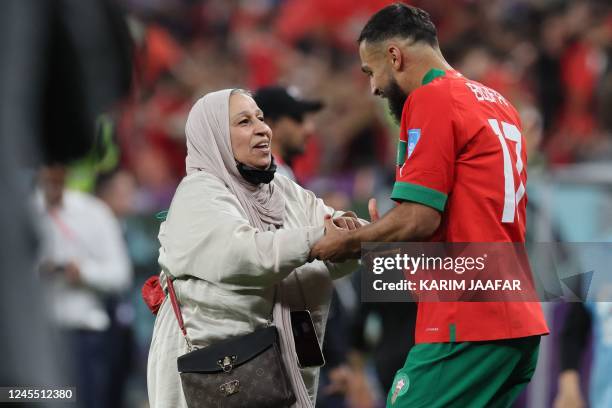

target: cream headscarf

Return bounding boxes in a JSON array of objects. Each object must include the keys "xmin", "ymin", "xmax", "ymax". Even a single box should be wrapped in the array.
[{"xmin": 185, "ymin": 89, "xmax": 285, "ymax": 231}]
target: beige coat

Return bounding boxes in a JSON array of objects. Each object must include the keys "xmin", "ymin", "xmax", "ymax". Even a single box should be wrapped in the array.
[{"xmin": 147, "ymin": 171, "xmax": 359, "ymax": 407}]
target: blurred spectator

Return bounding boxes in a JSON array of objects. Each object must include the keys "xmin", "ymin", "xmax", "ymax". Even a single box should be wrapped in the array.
[
  {"xmin": 36, "ymin": 164, "xmax": 132, "ymax": 408},
  {"xmin": 96, "ymin": 169, "xmax": 138, "ymax": 220},
  {"xmin": 350, "ymin": 300, "xmax": 417, "ymax": 397},
  {"xmin": 0, "ymin": 0, "xmax": 131, "ymax": 390},
  {"xmin": 254, "ymin": 86, "xmax": 323, "ymax": 181},
  {"xmin": 95, "ymin": 169, "xmax": 138, "ymax": 408},
  {"xmin": 544, "ymin": 2, "xmax": 612, "ymax": 164},
  {"xmin": 555, "ymin": 301, "xmax": 612, "ymax": 408},
  {"xmin": 554, "ymin": 302, "xmax": 590, "ymax": 408},
  {"xmin": 554, "ymin": 242, "xmax": 612, "ymax": 408}
]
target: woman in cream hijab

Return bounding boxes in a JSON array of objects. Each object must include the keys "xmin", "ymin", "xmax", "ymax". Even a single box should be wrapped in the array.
[{"xmin": 147, "ymin": 89, "xmax": 361, "ymax": 407}]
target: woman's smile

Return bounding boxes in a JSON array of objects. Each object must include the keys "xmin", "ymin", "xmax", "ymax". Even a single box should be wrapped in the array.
[{"xmin": 252, "ymin": 140, "xmax": 271, "ymax": 155}]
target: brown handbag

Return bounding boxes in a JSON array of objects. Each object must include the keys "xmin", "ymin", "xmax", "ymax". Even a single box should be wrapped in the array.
[{"xmin": 166, "ymin": 277, "xmax": 296, "ymax": 408}]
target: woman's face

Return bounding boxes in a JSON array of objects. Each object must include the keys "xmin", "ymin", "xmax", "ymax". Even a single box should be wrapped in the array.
[{"xmin": 229, "ymin": 93, "xmax": 273, "ymax": 169}]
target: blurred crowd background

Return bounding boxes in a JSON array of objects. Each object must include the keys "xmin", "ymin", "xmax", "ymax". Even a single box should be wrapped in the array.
[{"xmin": 4, "ymin": 0, "xmax": 612, "ymax": 407}]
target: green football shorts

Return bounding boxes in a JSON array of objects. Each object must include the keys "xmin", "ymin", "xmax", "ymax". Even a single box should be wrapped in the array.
[{"xmin": 387, "ymin": 336, "xmax": 541, "ymax": 408}]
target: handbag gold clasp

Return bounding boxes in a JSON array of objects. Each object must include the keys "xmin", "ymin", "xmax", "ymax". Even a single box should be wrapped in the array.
[
  {"xmin": 217, "ymin": 355, "xmax": 237, "ymax": 372},
  {"xmin": 219, "ymin": 379, "xmax": 240, "ymax": 396}
]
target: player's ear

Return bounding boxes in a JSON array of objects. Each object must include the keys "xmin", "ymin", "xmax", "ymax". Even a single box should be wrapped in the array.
[{"xmin": 386, "ymin": 45, "xmax": 403, "ymax": 71}]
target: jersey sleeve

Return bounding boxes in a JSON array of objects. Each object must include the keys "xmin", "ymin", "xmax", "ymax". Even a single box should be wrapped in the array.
[{"xmin": 391, "ymin": 84, "xmax": 459, "ymax": 212}]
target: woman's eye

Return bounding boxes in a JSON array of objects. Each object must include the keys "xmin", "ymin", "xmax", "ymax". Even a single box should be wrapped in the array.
[
  {"xmin": 239, "ymin": 119, "xmax": 249, "ymax": 125},
  {"xmin": 257, "ymin": 117, "xmax": 264, "ymax": 122}
]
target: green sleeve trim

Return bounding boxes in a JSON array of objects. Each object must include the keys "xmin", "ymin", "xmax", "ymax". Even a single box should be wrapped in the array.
[
  {"xmin": 397, "ymin": 140, "xmax": 407, "ymax": 165},
  {"xmin": 391, "ymin": 181, "xmax": 447, "ymax": 211},
  {"xmin": 422, "ymin": 68, "xmax": 446, "ymax": 85},
  {"xmin": 449, "ymin": 323, "xmax": 456, "ymax": 343}
]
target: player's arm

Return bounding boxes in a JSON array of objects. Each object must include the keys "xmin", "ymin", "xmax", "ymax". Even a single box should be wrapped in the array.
[
  {"xmin": 354, "ymin": 200, "xmax": 440, "ymax": 242},
  {"xmin": 310, "ymin": 201, "xmax": 440, "ymax": 262}
]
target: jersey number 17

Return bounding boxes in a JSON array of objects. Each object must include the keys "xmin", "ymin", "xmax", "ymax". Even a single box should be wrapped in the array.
[{"xmin": 488, "ymin": 119, "xmax": 525, "ymax": 223}]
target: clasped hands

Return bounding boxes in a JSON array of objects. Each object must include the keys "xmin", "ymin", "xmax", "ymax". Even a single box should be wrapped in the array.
[{"xmin": 309, "ymin": 198, "xmax": 380, "ymax": 263}]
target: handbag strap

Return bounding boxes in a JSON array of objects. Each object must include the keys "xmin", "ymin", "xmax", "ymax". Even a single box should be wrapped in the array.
[
  {"xmin": 165, "ymin": 274, "xmax": 277, "ymax": 352},
  {"xmin": 166, "ymin": 277, "xmax": 193, "ymax": 352}
]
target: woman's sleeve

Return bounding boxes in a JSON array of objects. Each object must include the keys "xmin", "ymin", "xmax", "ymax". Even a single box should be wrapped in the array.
[
  {"xmin": 297, "ymin": 184, "xmax": 366, "ymax": 280},
  {"xmin": 158, "ymin": 175, "xmax": 323, "ymax": 289}
]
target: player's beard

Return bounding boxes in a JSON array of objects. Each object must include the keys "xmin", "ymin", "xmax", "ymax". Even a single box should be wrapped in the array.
[{"xmin": 384, "ymin": 76, "xmax": 408, "ymax": 124}]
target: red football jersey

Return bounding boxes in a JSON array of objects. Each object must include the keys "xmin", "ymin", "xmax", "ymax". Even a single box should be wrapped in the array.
[{"xmin": 393, "ymin": 69, "xmax": 549, "ymax": 343}]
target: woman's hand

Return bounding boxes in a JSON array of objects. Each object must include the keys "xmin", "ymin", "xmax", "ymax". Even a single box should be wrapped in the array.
[{"xmin": 333, "ymin": 211, "xmax": 362, "ymax": 230}]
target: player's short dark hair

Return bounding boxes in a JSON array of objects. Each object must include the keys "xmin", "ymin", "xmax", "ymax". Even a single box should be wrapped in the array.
[{"xmin": 357, "ymin": 3, "xmax": 438, "ymax": 47}]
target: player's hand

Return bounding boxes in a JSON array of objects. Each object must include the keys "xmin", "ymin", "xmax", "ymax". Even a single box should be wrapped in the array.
[
  {"xmin": 341, "ymin": 210, "xmax": 359, "ymax": 219},
  {"xmin": 310, "ymin": 215, "xmax": 356, "ymax": 262},
  {"xmin": 368, "ymin": 198, "xmax": 380, "ymax": 222},
  {"xmin": 333, "ymin": 213, "xmax": 361, "ymax": 230}
]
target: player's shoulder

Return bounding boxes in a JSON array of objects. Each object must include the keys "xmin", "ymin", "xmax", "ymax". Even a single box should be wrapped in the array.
[
  {"xmin": 406, "ymin": 70, "xmax": 471, "ymax": 117},
  {"xmin": 458, "ymin": 76, "xmax": 518, "ymax": 115},
  {"xmin": 418, "ymin": 71, "xmax": 519, "ymax": 119}
]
